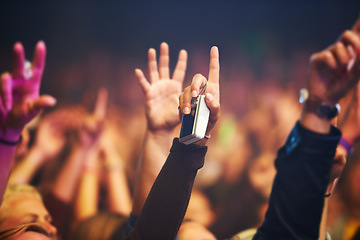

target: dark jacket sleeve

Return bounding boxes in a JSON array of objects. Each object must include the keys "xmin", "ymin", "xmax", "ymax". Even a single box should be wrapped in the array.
[
  {"xmin": 124, "ymin": 138, "xmax": 207, "ymax": 240},
  {"xmin": 253, "ymin": 122, "xmax": 341, "ymax": 240}
]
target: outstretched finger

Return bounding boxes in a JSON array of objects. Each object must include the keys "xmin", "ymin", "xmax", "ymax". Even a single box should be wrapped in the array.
[
  {"xmin": 135, "ymin": 68, "xmax": 151, "ymax": 94},
  {"xmin": 12, "ymin": 42, "xmax": 25, "ymax": 78},
  {"xmin": 208, "ymin": 46, "xmax": 220, "ymax": 85},
  {"xmin": 339, "ymin": 30, "xmax": 360, "ymax": 52},
  {"xmin": 0, "ymin": 72, "xmax": 13, "ymax": 111},
  {"xmin": 31, "ymin": 95, "xmax": 57, "ymax": 113},
  {"xmin": 205, "ymin": 92, "xmax": 220, "ymax": 131},
  {"xmin": 352, "ymin": 14, "xmax": 360, "ymax": 33},
  {"xmin": 148, "ymin": 48, "xmax": 159, "ymax": 83},
  {"xmin": 32, "ymin": 41, "xmax": 47, "ymax": 84},
  {"xmin": 330, "ymin": 42, "xmax": 350, "ymax": 69},
  {"xmin": 93, "ymin": 88, "xmax": 108, "ymax": 121},
  {"xmin": 191, "ymin": 74, "xmax": 207, "ymax": 98},
  {"xmin": 172, "ymin": 49, "xmax": 188, "ymax": 83},
  {"xmin": 159, "ymin": 42, "xmax": 170, "ymax": 79}
]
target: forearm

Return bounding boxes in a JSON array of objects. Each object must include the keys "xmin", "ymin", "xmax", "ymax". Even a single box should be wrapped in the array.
[
  {"xmin": 53, "ymin": 145, "xmax": 93, "ymax": 203},
  {"xmin": 106, "ymin": 169, "xmax": 132, "ymax": 216},
  {"xmin": 300, "ymin": 108, "xmax": 332, "ymax": 134},
  {"xmin": 254, "ymin": 122, "xmax": 341, "ymax": 240},
  {"xmin": 74, "ymin": 170, "xmax": 99, "ymax": 221},
  {"xmin": 8, "ymin": 147, "xmax": 47, "ymax": 184},
  {"xmin": 127, "ymin": 138, "xmax": 207, "ymax": 240},
  {"xmin": 0, "ymin": 129, "xmax": 22, "ymax": 203},
  {"xmin": 131, "ymin": 129, "xmax": 174, "ymax": 214}
]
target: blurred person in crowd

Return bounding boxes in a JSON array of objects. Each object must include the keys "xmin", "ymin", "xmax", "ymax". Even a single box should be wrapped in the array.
[
  {"xmin": 0, "ymin": 185, "xmax": 57, "ymax": 239},
  {"xmin": 326, "ymin": 81, "xmax": 360, "ymax": 240},
  {"xmin": 69, "ymin": 89, "xmax": 133, "ymax": 240}
]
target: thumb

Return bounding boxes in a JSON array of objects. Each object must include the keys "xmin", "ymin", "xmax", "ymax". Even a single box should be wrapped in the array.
[{"xmin": 32, "ymin": 95, "xmax": 57, "ymax": 111}]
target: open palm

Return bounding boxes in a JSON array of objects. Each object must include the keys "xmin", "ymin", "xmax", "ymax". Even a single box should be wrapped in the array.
[{"xmin": 136, "ymin": 42, "xmax": 187, "ymax": 131}]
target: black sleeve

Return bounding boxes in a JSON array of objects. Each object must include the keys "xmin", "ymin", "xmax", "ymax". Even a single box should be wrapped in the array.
[
  {"xmin": 124, "ymin": 138, "xmax": 207, "ymax": 240},
  {"xmin": 253, "ymin": 122, "xmax": 341, "ymax": 240}
]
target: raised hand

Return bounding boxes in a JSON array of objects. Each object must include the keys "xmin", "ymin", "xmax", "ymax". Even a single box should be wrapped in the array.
[
  {"xmin": 0, "ymin": 41, "xmax": 56, "ymax": 140},
  {"xmin": 301, "ymin": 17, "xmax": 360, "ymax": 134},
  {"xmin": 179, "ymin": 46, "xmax": 220, "ymax": 136},
  {"xmin": 0, "ymin": 41, "xmax": 55, "ymax": 206},
  {"xmin": 78, "ymin": 88, "xmax": 108, "ymax": 147},
  {"xmin": 135, "ymin": 42, "xmax": 187, "ymax": 132},
  {"xmin": 307, "ymin": 17, "xmax": 360, "ymax": 106}
]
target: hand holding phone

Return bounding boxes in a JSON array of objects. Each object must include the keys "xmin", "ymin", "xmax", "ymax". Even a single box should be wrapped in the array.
[{"xmin": 179, "ymin": 95, "xmax": 210, "ymax": 144}]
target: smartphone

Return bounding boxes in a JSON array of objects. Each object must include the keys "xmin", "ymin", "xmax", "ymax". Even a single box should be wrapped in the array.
[{"xmin": 179, "ymin": 95, "xmax": 210, "ymax": 145}]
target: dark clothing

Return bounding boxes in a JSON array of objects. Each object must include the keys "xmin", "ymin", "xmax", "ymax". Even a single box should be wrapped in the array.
[
  {"xmin": 111, "ymin": 138, "xmax": 207, "ymax": 240},
  {"xmin": 253, "ymin": 122, "xmax": 341, "ymax": 240},
  {"xmin": 42, "ymin": 191, "xmax": 71, "ymax": 239}
]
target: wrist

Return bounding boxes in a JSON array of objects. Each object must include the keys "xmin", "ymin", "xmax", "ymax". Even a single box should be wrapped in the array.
[
  {"xmin": 147, "ymin": 126, "xmax": 175, "ymax": 136},
  {"xmin": 300, "ymin": 111, "xmax": 332, "ymax": 134},
  {"xmin": 339, "ymin": 137, "xmax": 353, "ymax": 155},
  {"xmin": 146, "ymin": 129, "xmax": 175, "ymax": 145},
  {"xmin": 300, "ymin": 89, "xmax": 340, "ymax": 120},
  {"xmin": 0, "ymin": 128, "xmax": 22, "ymax": 142},
  {"xmin": 299, "ymin": 89, "xmax": 337, "ymax": 134},
  {"xmin": 341, "ymin": 126, "xmax": 360, "ymax": 148}
]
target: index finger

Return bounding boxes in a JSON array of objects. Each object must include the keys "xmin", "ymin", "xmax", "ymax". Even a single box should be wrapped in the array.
[
  {"xmin": 12, "ymin": 42, "xmax": 25, "ymax": 78},
  {"xmin": 352, "ymin": 14, "xmax": 360, "ymax": 33},
  {"xmin": 94, "ymin": 87, "xmax": 108, "ymax": 120},
  {"xmin": 208, "ymin": 46, "xmax": 220, "ymax": 84},
  {"xmin": 191, "ymin": 73, "xmax": 207, "ymax": 98},
  {"xmin": 32, "ymin": 41, "xmax": 47, "ymax": 73}
]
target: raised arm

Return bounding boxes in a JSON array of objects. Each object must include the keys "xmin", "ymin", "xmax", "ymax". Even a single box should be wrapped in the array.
[
  {"xmin": 56, "ymin": 88, "xmax": 107, "ymax": 205},
  {"xmin": 8, "ymin": 106, "xmax": 83, "ymax": 185},
  {"xmin": 99, "ymin": 121, "xmax": 132, "ymax": 217},
  {"xmin": 254, "ymin": 15, "xmax": 360, "ymax": 240},
  {"xmin": 132, "ymin": 42, "xmax": 188, "ymax": 215},
  {"xmin": 0, "ymin": 41, "xmax": 56, "ymax": 203},
  {"xmin": 121, "ymin": 46, "xmax": 220, "ymax": 240},
  {"xmin": 179, "ymin": 46, "xmax": 221, "ymax": 146}
]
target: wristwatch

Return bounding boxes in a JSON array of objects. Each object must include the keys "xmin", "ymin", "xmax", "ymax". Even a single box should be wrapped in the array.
[{"xmin": 299, "ymin": 88, "xmax": 340, "ymax": 120}]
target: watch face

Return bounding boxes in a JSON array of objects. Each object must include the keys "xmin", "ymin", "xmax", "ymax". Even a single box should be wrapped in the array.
[
  {"xmin": 317, "ymin": 105, "xmax": 330, "ymax": 118},
  {"xmin": 317, "ymin": 104, "xmax": 339, "ymax": 119}
]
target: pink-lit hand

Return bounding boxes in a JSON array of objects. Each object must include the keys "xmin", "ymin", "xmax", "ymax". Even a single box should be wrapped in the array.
[{"xmin": 0, "ymin": 41, "xmax": 56, "ymax": 140}]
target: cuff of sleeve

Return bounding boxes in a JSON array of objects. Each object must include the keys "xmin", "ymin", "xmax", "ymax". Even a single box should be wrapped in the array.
[
  {"xmin": 170, "ymin": 138, "xmax": 208, "ymax": 172},
  {"xmin": 291, "ymin": 121, "xmax": 341, "ymax": 155}
]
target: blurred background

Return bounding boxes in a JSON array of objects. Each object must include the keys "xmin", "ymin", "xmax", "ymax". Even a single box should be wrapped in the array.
[
  {"xmin": 2, "ymin": 1, "xmax": 360, "ymax": 239},
  {"xmin": 1, "ymin": 1, "xmax": 359, "ymax": 108}
]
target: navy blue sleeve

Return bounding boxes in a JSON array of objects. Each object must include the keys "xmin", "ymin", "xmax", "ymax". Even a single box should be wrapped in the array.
[{"xmin": 253, "ymin": 122, "xmax": 341, "ymax": 240}]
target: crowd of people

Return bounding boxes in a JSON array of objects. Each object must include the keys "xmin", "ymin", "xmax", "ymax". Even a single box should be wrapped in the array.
[{"xmin": 0, "ymin": 13, "xmax": 360, "ymax": 240}]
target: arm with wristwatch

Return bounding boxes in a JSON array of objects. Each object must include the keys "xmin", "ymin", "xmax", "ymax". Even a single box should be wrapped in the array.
[{"xmin": 253, "ymin": 15, "xmax": 360, "ymax": 240}]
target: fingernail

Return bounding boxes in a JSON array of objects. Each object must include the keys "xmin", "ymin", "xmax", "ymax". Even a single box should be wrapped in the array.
[
  {"xmin": 49, "ymin": 96, "xmax": 57, "ymax": 105},
  {"xmin": 191, "ymin": 90, "xmax": 198, "ymax": 98},
  {"xmin": 357, "ymin": 47, "xmax": 360, "ymax": 55},
  {"xmin": 206, "ymin": 93, "xmax": 214, "ymax": 102},
  {"xmin": 184, "ymin": 107, "xmax": 190, "ymax": 114}
]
